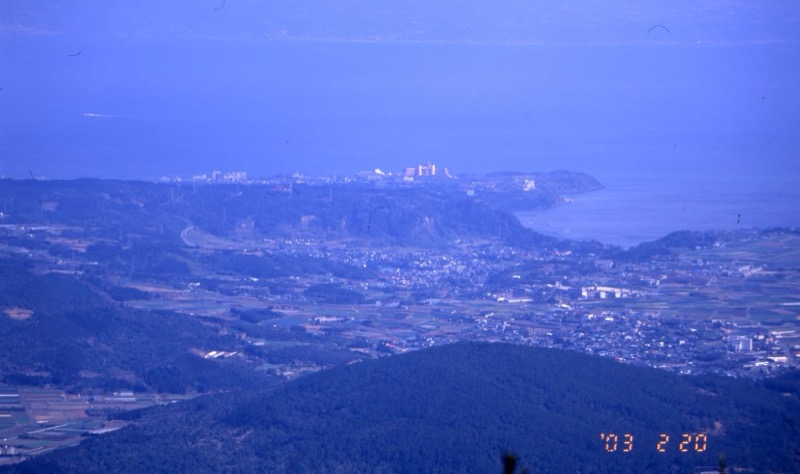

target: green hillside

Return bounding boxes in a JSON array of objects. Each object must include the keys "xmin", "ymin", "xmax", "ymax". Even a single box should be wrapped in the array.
[
  {"xmin": 0, "ymin": 177, "xmax": 565, "ymax": 248},
  {"xmin": 0, "ymin": 257, "xmax": 262, "ymax": 393},
  {"xmin": 5, "ymin": 342, "xmax": 798, "ymax": 473}
]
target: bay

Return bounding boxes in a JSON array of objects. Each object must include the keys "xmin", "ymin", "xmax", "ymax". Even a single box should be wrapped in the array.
[{"xmin": 516, "ymin": 173, "xmax": 800, "ymax": 249}]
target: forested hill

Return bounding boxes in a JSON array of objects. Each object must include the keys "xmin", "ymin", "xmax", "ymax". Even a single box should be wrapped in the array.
[
  {"xmin": 0, "ymin": 174, "xmax": 599, "ymax": 248},
  {"xmin": 7, "ymin": 342, "xmax": 798, "ymax": 473}
]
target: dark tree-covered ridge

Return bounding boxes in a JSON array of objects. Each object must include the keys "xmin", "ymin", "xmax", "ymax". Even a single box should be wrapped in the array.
[{"xmin": 6, "ymin": 342, "xmax": 798, "ymax": 473}]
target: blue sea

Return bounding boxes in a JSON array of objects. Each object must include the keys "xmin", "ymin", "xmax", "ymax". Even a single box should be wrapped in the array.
[
  {"xmin": 1, "ymin": 35, "xmax": 798, "ymax": 246},
  {"xmin": 516, "ymin": 173, "xmax": 800, "ymax": 248},
  {"xmin": 2, "ymin": 36, "xmax": 799, "ymax": 181}
]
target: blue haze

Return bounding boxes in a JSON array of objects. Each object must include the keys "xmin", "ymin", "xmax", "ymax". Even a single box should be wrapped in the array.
[
  {"xmin": 517, "ymin": 173, "xmax": 800, "ymax": 248},
  {"xmin": 1, "ymin": 2, "xmax": 799, "ymax": 242}
]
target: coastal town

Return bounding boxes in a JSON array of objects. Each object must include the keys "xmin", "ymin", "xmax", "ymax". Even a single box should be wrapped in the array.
[
  {"xmin": 1, "ymin": 169, "xmax": 799, "ymax": 463},
  {"xmin": 3, "ymin": 169, "xmax": 798, "ymax": 379},
  {"xmin": 174, "ymin": 226, "xmax": 800, "ymax": 379}
]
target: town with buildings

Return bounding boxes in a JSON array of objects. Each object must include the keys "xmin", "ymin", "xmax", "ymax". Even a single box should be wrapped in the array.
[{"xmin": 1, "ymin": 167, "xmax": 799, "ymax": 463}]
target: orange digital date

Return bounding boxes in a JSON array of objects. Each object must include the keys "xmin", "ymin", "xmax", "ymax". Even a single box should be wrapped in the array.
[{"xmin": 600, "ymin": 432, "xmax": 707, "ymax": 453}]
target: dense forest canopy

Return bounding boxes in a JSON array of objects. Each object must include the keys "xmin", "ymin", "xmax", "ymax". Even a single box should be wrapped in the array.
[{"xmin": 3, "ymin": 343, "xmax": 797, "ymax": 473}]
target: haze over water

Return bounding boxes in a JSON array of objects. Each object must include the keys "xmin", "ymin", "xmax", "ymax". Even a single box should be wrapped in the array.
[
  {"xmin": 517, "ymin": 173, "xmax": 800, "ymax": 248},
  {"xmin": 1, "ymin": 2, "xmax": 798, "ymax": 241}
]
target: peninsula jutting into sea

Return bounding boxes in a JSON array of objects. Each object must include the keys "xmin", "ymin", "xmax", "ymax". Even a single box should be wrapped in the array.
[{"xmin": 0, "ymin": 168, "xmax": 798, "ymax": 470}]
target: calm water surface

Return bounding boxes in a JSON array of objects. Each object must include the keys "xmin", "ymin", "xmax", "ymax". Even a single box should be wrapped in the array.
[{"xmin": 516, "ymin": 174, "xmax": 800, "ymax": 248}]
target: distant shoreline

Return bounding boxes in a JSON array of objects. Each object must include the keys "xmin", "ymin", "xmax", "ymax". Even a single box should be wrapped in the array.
[{"xmin": 517, "ymin": 175, "xmax": 800, "ymax": 249}]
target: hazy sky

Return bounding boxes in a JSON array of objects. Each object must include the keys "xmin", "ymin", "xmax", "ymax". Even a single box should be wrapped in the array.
[{"xmin": 1, "ymin": 1, "xmax": 799, "ymax": 181}]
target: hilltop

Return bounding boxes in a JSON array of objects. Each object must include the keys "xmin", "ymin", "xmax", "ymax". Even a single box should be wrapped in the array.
[
  {"xmin": 0, "ymin": 170, "xmax": 600, "ymax": 247},
  {"xmin": 4, "ymin": 342, "xmax": 798, "ymax": 473}
]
